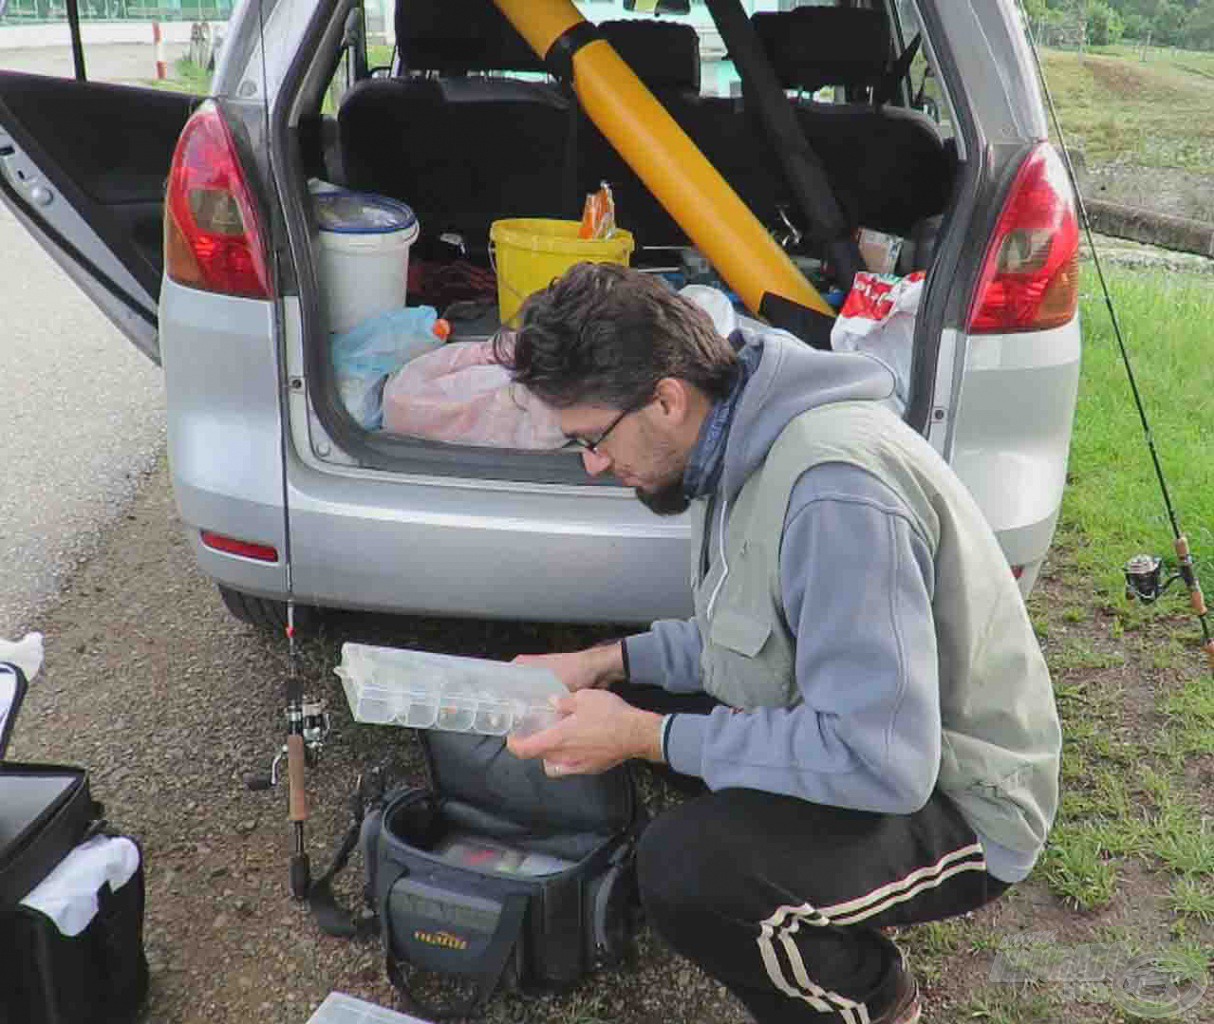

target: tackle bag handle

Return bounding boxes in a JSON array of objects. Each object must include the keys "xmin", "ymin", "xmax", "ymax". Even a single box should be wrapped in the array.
[
  {"xmin": 1, "ymin": 662, "xmax": 30, "ymax": 758},
  {"xmin": 383, "ymin": 877, "xmax": 529, "ymax": 1021},
  {"xmin": 307, "ymin": 771, "xmax": 382, "ymax": 940}
]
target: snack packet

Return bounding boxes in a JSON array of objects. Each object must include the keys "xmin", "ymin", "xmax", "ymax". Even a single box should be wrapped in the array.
[{"xmin": 578, "ymin": 181, "xmax": 616, "ymax": 240}]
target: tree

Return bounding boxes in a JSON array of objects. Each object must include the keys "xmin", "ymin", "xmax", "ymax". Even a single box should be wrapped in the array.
[
  {"xmin": 1121, "ymin": 11, "xmax": 1152, "ymax": 39},
  {"xmin": 1153, "ymin": 0, "xmax": 1189, "ymax": 44},
  {"xmin": 1086, "ymin": 0, "xmax": 1125, "ymax": 43},
  {"xmin": 1182, "ymin": 2, "xmax": 1214, "ymax": 47}
]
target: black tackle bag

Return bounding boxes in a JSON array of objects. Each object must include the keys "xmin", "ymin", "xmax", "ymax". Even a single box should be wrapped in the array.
[
  {"xmin": 0, "ymin": 661, "xmax": 149, "ymax": 1024},
  {"xmin": 311, "ymin": 730, "xmax": 646, "ymax": 1019}
]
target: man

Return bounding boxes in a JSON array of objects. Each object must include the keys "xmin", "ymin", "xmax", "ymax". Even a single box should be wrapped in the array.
[{"xmin": 498, "ymin": 263, "xmax": 1061, "ymax": 1024}]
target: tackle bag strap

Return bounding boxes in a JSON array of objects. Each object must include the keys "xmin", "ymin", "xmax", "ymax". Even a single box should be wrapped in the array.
[
  {"xmin": 307, "ymin": 772, "xmax": 381, "ymax": 940},
  {"xmin": 384, "ymin": 882, "xmax": 528, "ymax": 1021}
]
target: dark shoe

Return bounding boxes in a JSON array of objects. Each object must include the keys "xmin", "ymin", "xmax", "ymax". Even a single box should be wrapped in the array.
[{"xmin": 869, "ymin": 952, "xmax": 921, "ymax": 1024}]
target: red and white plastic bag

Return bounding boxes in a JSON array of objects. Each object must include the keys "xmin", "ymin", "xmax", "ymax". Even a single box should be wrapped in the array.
[{"xmin": 830, "ymin": 271, "xmax": 925, "ymax": 409}]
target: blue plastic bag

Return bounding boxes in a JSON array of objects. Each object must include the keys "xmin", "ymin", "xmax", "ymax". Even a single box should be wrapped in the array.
[{"xmin": 331, "ymin": 306, "xmax": 446, "ymax": 430}]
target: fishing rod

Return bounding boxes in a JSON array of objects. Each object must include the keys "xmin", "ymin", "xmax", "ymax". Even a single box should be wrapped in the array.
[
  {"xmin": 1018, "ymin": 4, "xmax": 1213, "ymax": 675},
  {"xmin": 238, "ymin": 0, "xmax": 331, "ymax": 899}
]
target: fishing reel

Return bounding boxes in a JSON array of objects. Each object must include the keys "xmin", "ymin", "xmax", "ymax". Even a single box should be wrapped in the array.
[
  {"xmin": 243, "ymin": 696, "xmax": 331, "ymax": 791},
  {"xmin": 1124, "ymin": 553, "xmax": 1185, "ymax": 605}
]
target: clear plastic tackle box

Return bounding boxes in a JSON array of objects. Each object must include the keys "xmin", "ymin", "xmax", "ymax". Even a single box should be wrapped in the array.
[
  {"xmin": 306, "ymin": 991, "xmax": 430, "ymax": 1023},
  {"xmin": 334, "ymin": 642, "xmax": 565, "ymax": 738}
]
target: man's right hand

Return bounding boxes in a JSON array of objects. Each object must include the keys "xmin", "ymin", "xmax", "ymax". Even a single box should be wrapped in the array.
[{"xmin": 512, "ymin": 643, "xmax": 626, "ymax": 693}]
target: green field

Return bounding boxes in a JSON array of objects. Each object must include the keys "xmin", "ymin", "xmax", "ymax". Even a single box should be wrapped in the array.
[
  {"xmin": 1040, "ymin": 45, "xmax": 1214, "ymax": 172},
  {"xmin": 1064, "ymin": 267, "xmax": 1214, "ymax": 597}
]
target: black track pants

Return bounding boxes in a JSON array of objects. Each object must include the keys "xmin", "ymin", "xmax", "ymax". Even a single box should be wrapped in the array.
[{"xmin": 616, "ymin": 682, "xmax": 1010, "ymax": 1023}]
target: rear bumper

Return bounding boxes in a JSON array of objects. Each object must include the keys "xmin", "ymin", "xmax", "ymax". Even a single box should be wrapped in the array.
[
  {"xmin": 160, "ymin": 285, "xmax": 1077, "ymax": 622},
  {"xmin": 284, "ymin": 464, "xmax": 693, "ymax": 624}
]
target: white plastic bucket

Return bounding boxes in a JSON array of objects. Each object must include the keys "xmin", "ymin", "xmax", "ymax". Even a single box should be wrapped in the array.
[{"xmin": 314, "ymin": 191, "xmax": 419, "ymax": 334}]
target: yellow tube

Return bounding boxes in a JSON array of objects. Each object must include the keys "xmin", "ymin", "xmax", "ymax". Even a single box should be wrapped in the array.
[{"xmin": 491, "ymin": 0, "xmax": 832, "ymax": 319}]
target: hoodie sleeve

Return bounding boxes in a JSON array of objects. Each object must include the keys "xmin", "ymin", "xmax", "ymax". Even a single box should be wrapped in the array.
[
  {"xmin": 665, "ymin": 464, "xmax": 942, "ymax": 814},
  {"xmin": 623, "ymin": 618, "xmax": 705, "ymax": 693}
]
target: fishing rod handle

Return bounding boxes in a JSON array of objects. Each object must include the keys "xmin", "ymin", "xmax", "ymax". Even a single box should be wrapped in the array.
[
  {"xmin": 287, "ymin": 733, "xmax": 308, "ymax": 823},
  {"xmin": 1173, "ymin": 536, "xmax": 1208, "ymax": 616}
]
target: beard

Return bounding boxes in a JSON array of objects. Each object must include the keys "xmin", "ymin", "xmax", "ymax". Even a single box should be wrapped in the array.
[
  {"xmin": 629, "ymin": 424, "xmax": 691, "ymax": 516},
  {"xmin": 635, "ymin": 478, "xmax": 690, "ymax": 516}
]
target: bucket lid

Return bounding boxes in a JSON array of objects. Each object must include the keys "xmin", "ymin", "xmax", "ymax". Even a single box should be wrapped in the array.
[{"xmin": 314, "ymin": 190, "xmax": 418, "ymax": 235}]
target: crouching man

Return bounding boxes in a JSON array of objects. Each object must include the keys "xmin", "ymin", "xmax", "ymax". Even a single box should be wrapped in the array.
[{"xmin": 497, "ymin": 263, "xmax": 1061, "ymax": 1024}]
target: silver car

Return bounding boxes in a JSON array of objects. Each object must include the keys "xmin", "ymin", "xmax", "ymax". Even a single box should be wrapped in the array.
[{"xmin": 0, "ymin": 0, "xmax": 1081, "ymax": 628}]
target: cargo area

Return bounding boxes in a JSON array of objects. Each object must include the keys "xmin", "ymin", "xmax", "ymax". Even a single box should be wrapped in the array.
[{"xmin": 289, "ymin": 0, "xmax": 958, "ymax": 470}]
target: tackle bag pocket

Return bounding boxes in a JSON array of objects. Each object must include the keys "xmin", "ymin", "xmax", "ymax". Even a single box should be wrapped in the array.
[
  {"xmin": 0, "ymin": 763, "xmax": 98, "ymax": 911},
  {"xmin": 313, "ymin": 733, "xmax": 645, "ymax": 1019},
  {"xmin": 371, "ymin": 785, "xmax": 639, "ymax": 1019},
  {"xmin": 0, "ymin": 834, "xmax": 149, "ymax": 1024}
]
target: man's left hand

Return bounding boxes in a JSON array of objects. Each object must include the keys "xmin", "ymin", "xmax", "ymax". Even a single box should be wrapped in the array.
[{"xmin": 506, "ymin": 689, "xmax": 664, "ymax": 776}]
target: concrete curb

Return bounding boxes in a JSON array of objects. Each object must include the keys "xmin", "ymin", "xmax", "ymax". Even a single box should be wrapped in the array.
[{"xmin": 1082, "ymin": 197, "xmax": 1214, "ymax": 259}]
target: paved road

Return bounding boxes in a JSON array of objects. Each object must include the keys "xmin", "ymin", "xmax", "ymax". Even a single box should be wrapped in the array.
[
  {"xmin": 0, "ymin": 201, "xmax": 166, "ymax": 635},
  {"xmin": 0, "ymin": 41, "xmax": 189, "ymax": 84}
]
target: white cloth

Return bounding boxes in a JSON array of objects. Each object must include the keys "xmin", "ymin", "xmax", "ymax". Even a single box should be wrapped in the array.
[
  {"xmin": 0, "ymin": 631, "xmax": 44, "ymax": 680},
  {"xmin": 20, "ymin": 835, "xmax": 140, "ymax": 936},
  {"xmin": 679, "ymin": 284, "xmax": 740, "ymax": 339}
]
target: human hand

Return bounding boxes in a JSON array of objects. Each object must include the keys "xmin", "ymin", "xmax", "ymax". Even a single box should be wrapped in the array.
[
  {"xmin": 506, "ymin": 689, "xmax": 662, "ymax": 776},
  {"xmin": 512, "ymin": 644, "xmax": 624, "ymax": 693}
]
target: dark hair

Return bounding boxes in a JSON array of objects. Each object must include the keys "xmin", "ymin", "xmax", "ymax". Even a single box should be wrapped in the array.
[{"xmin": 493, "ymin": 262, "xmax": 737, "ymax": 410}]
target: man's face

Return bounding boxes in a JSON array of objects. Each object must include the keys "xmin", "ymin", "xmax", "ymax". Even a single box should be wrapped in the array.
[{"xmin": 560, "ymin": 400, "xmax": 693, "ymax": 516}]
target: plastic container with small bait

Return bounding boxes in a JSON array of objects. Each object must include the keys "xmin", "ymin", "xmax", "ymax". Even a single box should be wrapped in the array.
[{"xmin": 335, "ymin": 643, "xmax": 564, "ymax": 738}]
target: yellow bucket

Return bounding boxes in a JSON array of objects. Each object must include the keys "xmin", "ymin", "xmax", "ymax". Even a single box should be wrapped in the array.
[{"xmin": 490, "ymin": 218, "xmax": 635, "ymax": 326}]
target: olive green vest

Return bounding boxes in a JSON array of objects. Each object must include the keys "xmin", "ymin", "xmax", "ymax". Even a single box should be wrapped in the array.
[{"xmin": 690, "ymin": 401, "xmax": 1061, "ymax": 856}]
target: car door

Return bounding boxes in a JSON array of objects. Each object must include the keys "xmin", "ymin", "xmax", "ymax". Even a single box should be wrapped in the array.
[{"xmin": 0, "ymin": 72, "xmax": 199, "ymax": 363}]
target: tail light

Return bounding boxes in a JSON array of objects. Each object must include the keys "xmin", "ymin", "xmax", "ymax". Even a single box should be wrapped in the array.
[
  {"xmin": 200, "ymin": 530, "xmax": 279, "ymax": 562},
  {"xmin": 164, "ymin": 102, "xmax": 273, "ymax": 300},
  {"xmin": 967, "ymin": 143, "xmax": 1079, "ymax": 334}
]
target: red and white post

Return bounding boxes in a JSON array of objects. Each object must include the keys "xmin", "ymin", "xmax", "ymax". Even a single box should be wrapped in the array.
[{"xmin": 153, "ymin": 22, "xmax": 167, "ymax": 81}]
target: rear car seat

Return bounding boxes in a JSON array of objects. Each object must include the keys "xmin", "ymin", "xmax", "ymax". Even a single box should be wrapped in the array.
[
  {"xmin": 337, "ymin": 1, "xmax": 953, "ymax": 259},
  {"xmin": 744, "ymin": 5, "xmax": 955, "ymax": 240},
  {"xmin": 339, "ymin": 0, "xmax": 576, "ymax": 249}
]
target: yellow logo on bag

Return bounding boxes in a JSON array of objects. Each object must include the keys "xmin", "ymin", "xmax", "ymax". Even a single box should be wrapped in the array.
[{"xmin": 413, "ymin": 929, "xmax": 469, "ymax": 951}]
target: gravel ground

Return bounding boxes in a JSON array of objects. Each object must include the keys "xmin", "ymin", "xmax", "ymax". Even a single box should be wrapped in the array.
[{"xmin": 6, "ymin": 458, "xmax": 746, "ymax": 1024}]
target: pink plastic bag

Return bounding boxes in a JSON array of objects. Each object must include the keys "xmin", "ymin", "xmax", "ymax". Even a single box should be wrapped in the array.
[{"xmin": 381, "ymin": 339, "xmax": 566, "ymax": 449}]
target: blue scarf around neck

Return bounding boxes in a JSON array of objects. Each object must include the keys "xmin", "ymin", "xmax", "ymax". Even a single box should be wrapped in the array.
[{"xmin": 682, "ymin": 335, "xmax": 760, "ymax": 502}]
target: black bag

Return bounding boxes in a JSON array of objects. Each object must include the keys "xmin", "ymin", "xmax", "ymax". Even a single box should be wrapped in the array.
[
  {"xmin": 0, "ymin": 662, "xmax": 149, "ymax": 1024},
  {"xmin": 312, "ymin": 731, "xmax": 645, "ymax": 1019}
]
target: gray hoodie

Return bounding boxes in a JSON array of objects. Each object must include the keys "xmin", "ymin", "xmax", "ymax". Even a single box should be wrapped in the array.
[{"xmin": 625, "ymin": 314, "xmax": 1033, "ymax": 884}]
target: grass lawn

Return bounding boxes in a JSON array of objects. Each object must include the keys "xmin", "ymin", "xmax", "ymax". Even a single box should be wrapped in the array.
[
  {"xmin": 1039, "ymin": 46, "xmax": 1214, "ymax": 173},
  {"xmin": 885, "ymin": 265, "xmax": 1214, "ymax": 1023}
]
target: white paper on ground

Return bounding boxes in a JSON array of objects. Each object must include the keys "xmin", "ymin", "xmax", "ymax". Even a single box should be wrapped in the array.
[{"xmin": 307, "ymin": 991, "xmax": 436, "ymax": 1023}]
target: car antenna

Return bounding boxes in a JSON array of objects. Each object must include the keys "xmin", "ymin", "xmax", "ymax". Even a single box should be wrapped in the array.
[
  {"xmin": 238, "ymin": 0, "xmax": 331, "ymax": 900},
  {"xmin": 1016, "ymin": 2, "xmax": 1213, "ymax": 675}
]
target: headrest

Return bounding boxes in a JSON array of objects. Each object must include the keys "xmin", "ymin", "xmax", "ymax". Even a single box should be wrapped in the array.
[
  {"xmin": 599, "ymin": 20, "xmax": 701, "ymax": 93},
  {"xmin": 396, "ymin": 0, "xmax": 544, "ymax": 75},
  {"xmin": 752, "ymin": 7, "xmax": 892, "ymax": 93}
]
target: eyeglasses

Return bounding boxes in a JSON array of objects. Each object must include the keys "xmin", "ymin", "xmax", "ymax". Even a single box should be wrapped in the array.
[{"xmin": 568, "ymin": 403, "xmax": 643, "ymax": 455}]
